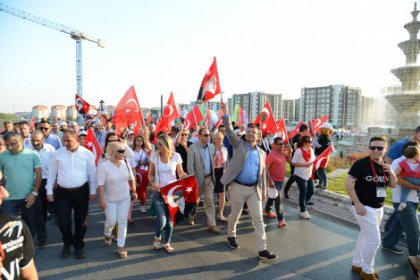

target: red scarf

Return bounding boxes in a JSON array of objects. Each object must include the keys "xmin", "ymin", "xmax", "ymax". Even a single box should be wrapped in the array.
[{"xmin": 300, "ymin": 147, "xmax": 311, "ymax": 162}]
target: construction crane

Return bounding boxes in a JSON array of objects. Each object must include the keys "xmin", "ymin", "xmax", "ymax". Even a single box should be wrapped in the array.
[{"xmin": 0, "ymin": 2, "xmax": 105, "ymax": 97}]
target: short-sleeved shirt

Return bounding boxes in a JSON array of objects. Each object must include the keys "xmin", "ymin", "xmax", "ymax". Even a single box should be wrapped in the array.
[
  {"xmin": 150, "ymin": 153, "xmax": 182, "ymax": 188},
  {"xmin": 97, "ymin": 160, "xmax": 134, "ymax": 202},
  {"xmin": 0, "ymin": 148, "xmax": 42, "ymax": 200},
  {"xmin": 348, "ymin": 156, "xmax": 390, "ymax": 208},
  {"xmin": 0, "ymin": 215, "xmax": 35, "ymax": 280},
  {"xmin": 391, "ymin": 156, "xmax": 419, "ymax": 203},
  {"xmin": 266, "ymin": 150, "xmax": 287, "ymax": 181},
  {"xmin": 292, "ymin": 148, "xmax": 315, "ymax": 180},
  {"xmin": 386, "ymin": 137, "xmax": 410, "ymax": 161}
]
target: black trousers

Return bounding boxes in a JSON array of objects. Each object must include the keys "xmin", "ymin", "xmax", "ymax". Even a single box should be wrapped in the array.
[
  {"xmin": 284, "ymin": 164, "xmax": 295, "ymax": 194},
  {"xmin": 54, "ymin": 183, "xmax": 89, "ymax": 250},
  {"xmin": 35, "ymin": 179, "xmax": 48, "ymax": 241}
]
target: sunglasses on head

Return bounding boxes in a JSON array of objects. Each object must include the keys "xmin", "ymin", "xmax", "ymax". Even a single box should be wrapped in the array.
[
  {"xmin": 117, "ymin": 149, "xmax": 126, "ymax": 154},
  {"xmin": 369, "ymin": 146, "xmax": 384, "ymax": 151}
]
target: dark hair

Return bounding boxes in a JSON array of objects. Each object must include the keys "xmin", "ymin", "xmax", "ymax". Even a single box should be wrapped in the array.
[
  {"xmin": 273, "ymin": 137, "xmax": 284, "ymax": 144},
  {"xmin": 18, "ymin": 120, "xmax": 30, "ymax": 126},
  {"xmin": 403, "ymin": 146, "xmax": 420, "ymax": 159},
  {"xmin": 171, "ymin": 126, "xmax": 180, "ymax": 134},
  {"xmin": 132, "ymin": 135, "xmax": 145, "ymax": 150},
  {"xmin": 3, "ymin": 131, "xmax": 22, "ymax": 141},
  {"xmin": 297, "ymin": 136, "xmax": 311, "ymax": 148},
  {"xmin": 198, "ymin": 127, "xmax": 209, "ymax": 135},
  {"xmin": 402, "ymin": 141, "xmax": 418, "ymax": 152},
  {"xmin": 218, "ymin": 125, "xmax": 225, "ymax": 129},
  {"xmin": 369, "ymin": 136, "xmax": 387, "ymax": 146},
  {"xmin": 415, "ymin": 126, "xmax": 420, "ymax": 133},
  {"xmin": 3, "ymin": 121, "xmax": 11, "ymax": 125},
  {"xmin": 299, "ymin": 123, "xmax": 309, "ymax": 132},
  {"xmin": 39, "ymin": 120, "xmax": 50, "ymax": 125}
]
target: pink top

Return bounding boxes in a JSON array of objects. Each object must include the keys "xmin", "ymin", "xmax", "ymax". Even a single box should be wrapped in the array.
[{"xmin": 265, "ymin": 149, "xmax": 287, "ymax": 181}]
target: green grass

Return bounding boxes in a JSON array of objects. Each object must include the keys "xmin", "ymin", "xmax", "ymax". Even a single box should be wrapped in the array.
[{"xmin": 326, "ymin": 173, "xmax": 393, "ymax": 206}]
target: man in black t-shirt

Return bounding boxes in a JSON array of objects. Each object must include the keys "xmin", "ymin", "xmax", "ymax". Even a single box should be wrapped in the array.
[
  {"xmin": 0, "ymin": 170, "xmax": 38, "ymax": 280},
  {"xmin": 345, "ymin": 136, "xmax": 397, "ymax": 280}
]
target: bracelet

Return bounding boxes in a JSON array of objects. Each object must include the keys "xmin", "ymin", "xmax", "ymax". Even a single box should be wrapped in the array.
[{"xmin": 32, "ymin": 191, "xmax": 39, "ymax": 197}]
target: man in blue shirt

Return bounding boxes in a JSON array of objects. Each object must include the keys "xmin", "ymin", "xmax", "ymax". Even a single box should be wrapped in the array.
[
  {"xmin": 385, "ymin": 126, "xmax": 420, "ymax": 164},
  {"xmin": 219, "ymin": 101, "xmax": 277, "ymax": 263},
  {"xmin": 38, "ymin": 120, "xmax": 62, "ymax": 150}
]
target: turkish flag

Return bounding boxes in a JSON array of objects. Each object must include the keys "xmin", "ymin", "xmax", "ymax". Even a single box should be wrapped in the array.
[
  {"xmin": 205, "ymin": 108, "xmax": 212, "ymax": 126},
  {"xmin": 160, "ymin": 175, "xmax": 199, "ymax": 224},
  {"xmin": 214, "ymin": 118, "xmax": 223, "ymax": 128},
  {"xmin": 75, "ymin": 94, "xmax": 90, "ymax": 115},
  {"xmin": 135, "ymin": 167, "xmax": 149, "ymax": 203},
  {"xmin": 146, "ymin": 112, "xmax": 154, "ymax": 124},
  {"xmin": 254, "ymin": 101, "xmax": 276, "ymax": 134},
  {"xmin": 288, "ymin": 120, "xmax": 304, "ymax": 139},
  {"xmin": 113, "ymin": 86, "xmax": 144, "ymax": 136},
  {"xmin": 275, "ymin": 118, "xmax": 290, "ymax": 145},
  {"xmin": 184, "ymin": 105, "xmax": 203, "ymax": 131},
  {"xmin": 84, "ymin": 128, "xmax": 103, "ymax": 165},
  {"xmin": 309, "ymin": 115, "xmax": 329, "ymax": 136},
  {"xmin": 163, "ymin": 92, "xmax": 179, "ymax": 123},
  {"xmin": 313, "ymin": 144, "xmax": 334, "ymax": 172},
  {"xmin": 196, "ymin": 57, "xmax": 221, "ymax": 103}
]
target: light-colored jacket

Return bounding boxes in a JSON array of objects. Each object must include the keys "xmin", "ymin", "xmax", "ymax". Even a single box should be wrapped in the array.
[
  {"xmin": 220, "ymin": 116, "xmax": 267, "ymax": 200},
  {"xmin": 187, "ymin": 142, "xmax": 216, "ymax": 188}
]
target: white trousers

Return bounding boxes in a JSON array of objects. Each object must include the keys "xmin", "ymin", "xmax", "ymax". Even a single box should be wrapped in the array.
[
  {"xmin": 227, "ymin": 182, "xmax": 267, "ymax": 252},
  {"xmin": 104, "ymin": 197, "xmax": 131, "ymax": 248},
  {"xmin": 351, "ymin": 205, "xmax": 383, "ymax": 274}
]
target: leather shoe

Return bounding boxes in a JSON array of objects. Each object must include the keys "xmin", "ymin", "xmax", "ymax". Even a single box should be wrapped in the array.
[
  {"xmin": 208, "ymin": 226, "xmax": 221, "ymax": 234},
  {"xmin": 75, "ymin": 249, "xmax": 85, "ymax": 260},
  {"xmin": 61, "ymin": 246, "xmax": 71, "ymax": 259}
]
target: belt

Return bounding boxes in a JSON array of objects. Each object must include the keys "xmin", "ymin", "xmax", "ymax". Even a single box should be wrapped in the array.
[
  {"xmin": 234, "ymin": 180, "xmax": 257, "ymax": 187},
  {"xmin": 57, "ymin": 183, "xmax": 87, "ymax": 192}
]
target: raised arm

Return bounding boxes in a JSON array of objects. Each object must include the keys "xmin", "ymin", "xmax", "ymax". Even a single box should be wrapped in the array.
[{"xmin": 219, "ymin": 101, "xmax": 239, "ymax": 148}]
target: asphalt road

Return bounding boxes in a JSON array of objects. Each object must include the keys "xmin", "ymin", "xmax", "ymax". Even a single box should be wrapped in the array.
[{"xmin": 34, "ymin": 201, "xmax": 414, "ymax": 279}]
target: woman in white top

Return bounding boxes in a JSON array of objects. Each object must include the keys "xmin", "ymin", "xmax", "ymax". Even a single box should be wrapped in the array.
[
  {"xmin": 212, "ymin": 132, "xmax": 228, "ymax": 221},
  {"xmin": 148, "ymin": 134, "xmax": 187, "ymax": 253},
  {"xmin": 291, "ymin": 136, "xmax": 315, "ymax": 219},
  {"xmin": 97, "ymin": 142, "xmax": 137, "ymax": 258}
]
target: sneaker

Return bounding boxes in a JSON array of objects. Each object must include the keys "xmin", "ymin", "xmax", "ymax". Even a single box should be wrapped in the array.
[
  {"xmin": 284, "ymin": 192, "xmax": 290, "ymax": 199},
  {"xmin": 258, "ymin": 250, "xmax": 278, "ymax": 263},
  {"xmin": 153, "ymin": 238, "xmax": 162, "ymax": 250},
  {"xmin": 300, "ymin": 211, "xmax": 310, "ymax": 219},
  {"xmin": 397, "ymin": 203, "xmax": 407, "ymax": 211},
  {"xmin": 140, "ymin": 205, "xmax": 147, "ymax": 213},
  {"xmin": 381, "ymin": 245, "xmax": 404, "ymax": 254},
  {"xmin": 278, "ymin": 221, "xmax": 286, "ymax": 228},
  {"xmin": 227, "ymin": 237, "xmax": 239, "ymax": 249},
  {"xmin": 217, "ymin": 215, "xmax": 227, "ymax": 222},
  {"xmin": 61, "ymin": 245, "xmax": 71, "ymax": 259},
  {"xmin": 263, "ymin": 211, "xmax": 276, "ymax": 218},
  {"xmin": 306, "ymin": 201, "xmax": 314, "ymax": 206}
]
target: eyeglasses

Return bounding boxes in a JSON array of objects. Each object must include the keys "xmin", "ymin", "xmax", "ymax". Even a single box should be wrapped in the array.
[
  {"xmin": 275, "ymin": 143, "xmax": 284, "ymax": 146},
  {"xmin": 369, "ymin": 146, "xmax": 384, "ymax": 151},
  {"xmin": 117, "ymin": 149, "xmax": 126, "ymax": 154},
  {"xmin": 181, "ymin": 134, "xmax": 189, "ymax": 136},
  {"xmin": 39, "ymin": 127, "xmax": 49, "ymax": 131},
  {"xmin": 5, "ymin": 142, "xmax": 18, "ymax": 147}
]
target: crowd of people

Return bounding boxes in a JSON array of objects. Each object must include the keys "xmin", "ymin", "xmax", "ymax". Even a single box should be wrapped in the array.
[{"xmin": 0, "ymin": 104, "xmax": 418, "ymax": 280}]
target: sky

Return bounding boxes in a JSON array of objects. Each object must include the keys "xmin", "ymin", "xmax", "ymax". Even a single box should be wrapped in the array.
[{"xmin": 0, "ymin": 0, "xmax": 414, "ymax": 113}]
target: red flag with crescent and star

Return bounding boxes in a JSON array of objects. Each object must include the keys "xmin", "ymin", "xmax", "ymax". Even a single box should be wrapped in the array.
[
  {"xmin": 288, "ymin": 120, "xmax": 304, "ymax": 139},
  {"xmin": 156, "ymin": 92, "xmax": 179, "ymax": 134},
  {"xmin": 274, "ymin": 118, "xmax": 290, "ymax": 144},
  {"xmin": 313, "ymin": 144, "xmax": 334, "ymax": 172},
  {"xmin": 253, "ymin": 101, "xmax": 276, "ymax": 134},
  {"xmin": 183, "ymin": 105, "xmax": 203, "ymax": 131},
  {"xmin": 196, "ymin": 57, "xmax": 221, "ymax": 103},
  {"xmin": 113, "ymin": 86, "xmax": 144, "ymax": 136},
  {"xmin": 146, "ymin": 112, "xmax": 154, "ymax": 124},
  {"xmin": 75, "ymin": 94, "xmax": 91, "ymax": 115},
  {"xmin": 84, "ymin": 128, "xmax": 103, "ymax": 165},
  {"xmin": 159, "ymin": 175, "xmax": 198, "ymax": 224},
  {"xmin": 309, "ymin": 115, "xmax": 329, "ymax": 136}
]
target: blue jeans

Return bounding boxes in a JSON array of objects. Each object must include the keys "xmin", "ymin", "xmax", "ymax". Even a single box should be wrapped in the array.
[
  {"xmin": 1, "ymin": 199, "xmax": 36, "ymax": 238},
  {"xmin": 318, "ymin": 168, "xmax": 328, "ymax": 188},
  {"xmin": 264, "ymin": 181, "xmax": 284, "ymax": 221},
  {"xmin": 382, "ymin": 202, "xmax": 419, "ymax": 256},
  {"xmin": 152, "ymin": 192, "xmax": 173, "ymax": 244},
  {"xmin": 295, "ymin": 176, "xmax": 314, "ymax": 212},
  {"xmin": 399, "ymin": 177, "xmax": 420, "ymax": 203}
]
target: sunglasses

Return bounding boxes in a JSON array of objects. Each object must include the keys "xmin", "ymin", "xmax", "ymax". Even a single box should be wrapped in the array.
[
  {"xmin": 304, "ymin": 141, "xmax": 312, "ymax": 144},
  {"xmin": 117, "ymin": 149, "xmax": 126, "ymax": 154},
  {"xmin": 201, "ymin": 134, "xmax": 210, "ymax": 137},
  {"xmin": 39, "ymin": 127, "xmax": 49, "ymax": 130},
  {"xmin": 275, "ymin": 143, "xmax": 284, "ymax": 146},
  {"xmin": 181, "ymin": 134, "xmax": 189, "ymax": 136},
  {"xmin": 108, "ymin": 140, "xmax": 119, "ymax": 143},
  {"xmin": 369, "ymin": 146, "xmax": 384, "ymax": 151}
]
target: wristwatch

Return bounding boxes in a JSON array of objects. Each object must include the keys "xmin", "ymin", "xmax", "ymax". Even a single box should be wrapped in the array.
[{"xmin": 32, "ymin": 191, "xmax": 39, "ymax": 197}]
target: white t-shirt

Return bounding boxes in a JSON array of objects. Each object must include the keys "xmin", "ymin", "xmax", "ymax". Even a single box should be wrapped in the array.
[
  {"xmin": 391, "ymin": 156, "xmax": 419, "ymax": 203},
  {"xmin": 129, "ymin": 149, "xmax": 149, "ymax": 170},
  {"xmin": 97, "ymin": 160, "xmax": 134, "ymax": 202},
  {"xmin": 292, "ymin": 148, "xmax": 316, "ymax": 180},
  {"xmin": 150, "ymin": 152, "xmax": 182, "ymax": 188}
]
